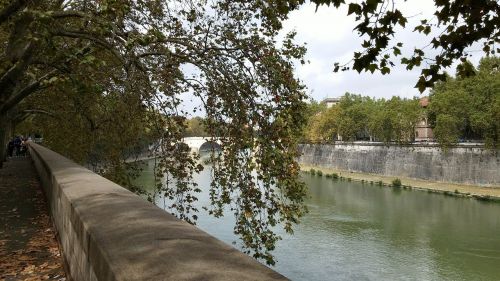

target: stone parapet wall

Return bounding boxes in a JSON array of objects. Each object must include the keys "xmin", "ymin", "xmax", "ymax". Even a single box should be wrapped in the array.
[
  {"xmin": 28, "ymin": 143, "xmax": 286, "ymax": 281},
  {"xmin": 298, "ymin": 143, "xmax": 499, "ymax": 187}
]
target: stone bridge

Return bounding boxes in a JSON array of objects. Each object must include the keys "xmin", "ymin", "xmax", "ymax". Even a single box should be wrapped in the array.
[{"xmin": 182, "ymin": 137, "xmax": 222, "ymax": 154}]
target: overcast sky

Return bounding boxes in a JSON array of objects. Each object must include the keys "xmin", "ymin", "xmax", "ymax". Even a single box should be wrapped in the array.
[
  {"xmin": 183, "ymin": 1, "xmax": 486, "ymax": 115},
  {"xmin": 279, "ymin": 0, "xmax": 485, "ymax": 102}
]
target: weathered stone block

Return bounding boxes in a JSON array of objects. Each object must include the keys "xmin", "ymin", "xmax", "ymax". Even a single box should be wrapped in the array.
[{"xmin": 298, "ymin": 143, "xmax": 499, "ymax": 187}]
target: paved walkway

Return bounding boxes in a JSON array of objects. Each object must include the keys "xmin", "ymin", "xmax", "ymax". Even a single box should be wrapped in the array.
[{"xmin": 0, "ymin": 157, "xmax": 65, "ymax": 281}]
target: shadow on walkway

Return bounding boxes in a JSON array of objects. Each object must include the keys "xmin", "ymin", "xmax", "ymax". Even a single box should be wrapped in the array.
[{"xmin": 0, "ymin": 157, "xmax": 66, "ymax": 280}]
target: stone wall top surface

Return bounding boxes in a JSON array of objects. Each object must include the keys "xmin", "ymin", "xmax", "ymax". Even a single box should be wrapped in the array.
[{"xmin": 29, "ymin": 143, "xmax": 286, "ymax": 281}]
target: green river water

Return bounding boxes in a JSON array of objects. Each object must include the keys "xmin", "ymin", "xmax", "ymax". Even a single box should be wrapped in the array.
[{"xmin": 135, "ymin": 160, "xmax": 500, "ymax": 281}]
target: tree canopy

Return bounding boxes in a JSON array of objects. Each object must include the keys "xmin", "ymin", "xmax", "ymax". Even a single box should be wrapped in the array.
[
  {"xmin": 429, "ymin": 56, "xmax": 500, "ymax": 148},
  {"xmin": 184, "ymin": 117, "xmax": 208, "ymax": 137},
  {"xmin": 0, "ymin": 0, "xmax": 308, "ymax": 264},
  {"xmin": 303, "ymin": 57, "xmax": 499, "ymax": 148},
  {"xmin": 303, "ymin": 93, "xmax": 422, "ymax": 143}
]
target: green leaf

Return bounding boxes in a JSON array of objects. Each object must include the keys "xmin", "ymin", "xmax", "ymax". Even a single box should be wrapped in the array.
[
  {"xmin": 368, "ymin": 63, "xmax": 377, "ymax": 73},
  {"xmin": 347, "ymin": 3, "xmax": 361, "ymax": 15}
]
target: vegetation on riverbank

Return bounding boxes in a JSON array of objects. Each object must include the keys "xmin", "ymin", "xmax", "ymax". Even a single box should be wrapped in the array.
[
  {"xmin": 302, "ymin": 57, "xmax": 500, "ymax": 149},
  {"xmin": 300, "ymin": 164, "xmax": 500, "ymax": 202}
]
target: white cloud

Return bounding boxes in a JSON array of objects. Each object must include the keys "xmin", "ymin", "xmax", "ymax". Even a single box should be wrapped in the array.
[
  {"xmin": 183, "ymin": 1, "xmax": 487, "ymax": 115},
  {"xmin": 282, "ymin": 5, "xmax": 354, "ymax": 45},
  {"xmin": 280, "ymin": 0, "xmax": 486, "ymax": 102}
]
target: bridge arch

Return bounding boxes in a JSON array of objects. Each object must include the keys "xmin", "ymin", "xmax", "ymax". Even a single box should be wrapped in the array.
[
  {"xmin": 199, "ymin": 141, "xmax": 221, "ymax": 152},
  {"xmin": 182, "ymin": 137, "xmax": 222, "ymax": 154}
]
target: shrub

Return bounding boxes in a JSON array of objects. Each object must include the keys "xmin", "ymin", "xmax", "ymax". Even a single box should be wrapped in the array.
[
  {"xmin": 325, "ymin": 173, "xmax": 332, "ymax": 178},
  {"xmin": 310, "ymin": 168, "xmax": 316, "ymax": 175},
  {"xmin": 332, "ymin": 173, "xmax": 339, "ymax": 179},
  {"xmin": 317, "ymin": 170, "xmax": 323, "ymax": 176},
  {"xmin": 454, "ymin": 189, "xmax": 460, "ymax": 194},
  {"xmin": 377, "ymin": 181, "xmax": 383, "ymax": 186},
  {"xmin": 392, "ymin": 178, "xmax": 402, "ymax": 188}
]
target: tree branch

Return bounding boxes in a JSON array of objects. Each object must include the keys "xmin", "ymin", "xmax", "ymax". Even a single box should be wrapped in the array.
[
  {"xmin": 0, "ymin": 69, "xmax": 58, "ymax": 115},
  {"xmin": 12, "ymin": 109, "xmax": 56, "ymax": 123},
  {"xmin": 52, "ymin": 30, "xmax": 113, "ymax": 49},
  {"xmin": 0, "ymin": 0, "xmax": 28, "ymax": 25},
  {"xmin": 0, "ymin": 41, "xmax": 35, "ymax": 94},
  {"xmin": 22, "ymin": 109, "xmax": 56, "ymax": 117},
  {"xmin": 49, "ymin": 11, "xmax": 88, "ymax": 19},
  {"xmin": 52, "ymin": 30, "xmax": 125, "ymax": 65}
]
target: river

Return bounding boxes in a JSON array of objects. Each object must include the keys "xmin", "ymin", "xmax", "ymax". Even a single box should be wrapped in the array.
[{"xmin": 135, "ymin": 159, "xmax": 500, "ymax": 281}]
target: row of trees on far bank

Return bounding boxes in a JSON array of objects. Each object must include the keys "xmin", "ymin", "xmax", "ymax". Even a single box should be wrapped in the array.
[
  {"xmin": 183, "ymin": 117, "xmax": 209, "ymax": 138},
  {"xmin": 303, "ymin": 94, "xmax": 421, "ymax": 144},
  {"xmin": 304, "ymin": 57, "xmax": 499, "ymax": 148},
  {"xmin": 429, "ymin": 57, "xmax": 500, "ymax": 148}
]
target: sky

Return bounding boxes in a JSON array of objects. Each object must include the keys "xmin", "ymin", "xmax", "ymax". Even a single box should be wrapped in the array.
[
  {"xmin": 182, "ymin": 0, "xmax": 486, "ymax": 116},
  {"xmin": 279, "ymin": 0, "xmax": 485, "ymax": 102}
]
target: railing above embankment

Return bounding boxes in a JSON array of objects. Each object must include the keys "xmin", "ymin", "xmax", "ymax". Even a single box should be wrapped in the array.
[{"xmin": 28, "ymin": 143, "xmax": 286, "ymax": 281}]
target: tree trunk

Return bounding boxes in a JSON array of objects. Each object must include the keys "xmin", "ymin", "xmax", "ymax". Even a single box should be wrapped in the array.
[{"xmin": 0, "ymin": 116, "xmax": 7, "ymax": 168}]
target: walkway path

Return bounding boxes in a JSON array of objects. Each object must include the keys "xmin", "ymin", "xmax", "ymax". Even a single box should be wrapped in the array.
[{"xmin": 0, "ymin": 157, "xmax": 65, "ymax": 280}]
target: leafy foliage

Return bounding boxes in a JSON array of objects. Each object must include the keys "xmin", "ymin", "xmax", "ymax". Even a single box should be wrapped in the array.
[
  {"xmin": 429, "ymin": 57, "xmax": 500, "ymax": 148},
  {"xmin": 391, "ymin": 178, "xmax": 402, "ymax": 188},
  {"xmin": 250, "ymin": 0, "xmax": 499, "ymax": 90},
  {"xmin": 184, "ymin": 117, "xmax": 208, "ymax": 137},
  {"xmin": 303, "ymin": 58, "xmax": 499, "ymax": 149},
  {"xmin": 304, "ymin": 93, "xmax": 421, "ymax": 143},
  {"xmin": 0, "ymin": 0, "xmax": 308, "ymax": 264}
]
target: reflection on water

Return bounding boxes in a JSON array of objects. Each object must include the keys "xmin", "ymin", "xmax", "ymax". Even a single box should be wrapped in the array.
[{"xmin": 135, "ymin": 160, "xmax": 500, "ymax": 281}]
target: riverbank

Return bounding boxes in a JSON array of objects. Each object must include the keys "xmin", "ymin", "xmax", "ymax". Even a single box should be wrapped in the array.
[
  {"xmin": 300, "ymin": 164, "xmax": 500, "ymax": 202},
  {"xmin": 298, "ymin": 143, "xmax": 499, "ymax": 187}
]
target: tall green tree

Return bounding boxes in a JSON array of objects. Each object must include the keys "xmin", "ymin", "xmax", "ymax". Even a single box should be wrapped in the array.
[
  {"xmin": 429, "ymin": 56, "xmax": 500, "ymax": 148},
  {"xmin": 184, "ymin": 117, "xmax": 208, "ymax": 137},
  {"xmin": 0, "ymin": 0, "xmax": 308, "ymax": 264},
  {"xmin": 302, "ymin": 94, "xmax": 421, "ymax": 143},
  {"xmin": 336, "ymin": 94, "xmax": 368, "ymax": 141},
  {"xmin": 383, "ymin": 97, "xmax": 421, "ymax": 143},
  {"xmin": 304, "ymin": 103, "xmax": 339, "ymax": 142}
]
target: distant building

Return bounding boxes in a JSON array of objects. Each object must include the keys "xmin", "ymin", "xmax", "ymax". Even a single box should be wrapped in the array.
[
  {"xmin": 323, "ymin": 97, "xmax": 341, "ymax": 108},
  {"xmin": 415, "ymin": 97, "xmax": 434, "ymax": 142}
]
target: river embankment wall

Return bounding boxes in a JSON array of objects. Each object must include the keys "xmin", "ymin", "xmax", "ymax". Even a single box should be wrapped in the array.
[
  {"xmin": 28, "ymin": 143, "xmax": 286, "ymax": 281},
  {"xmin": 298, "ymin": 143, "xmax": 499, "ymax": 187}
]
